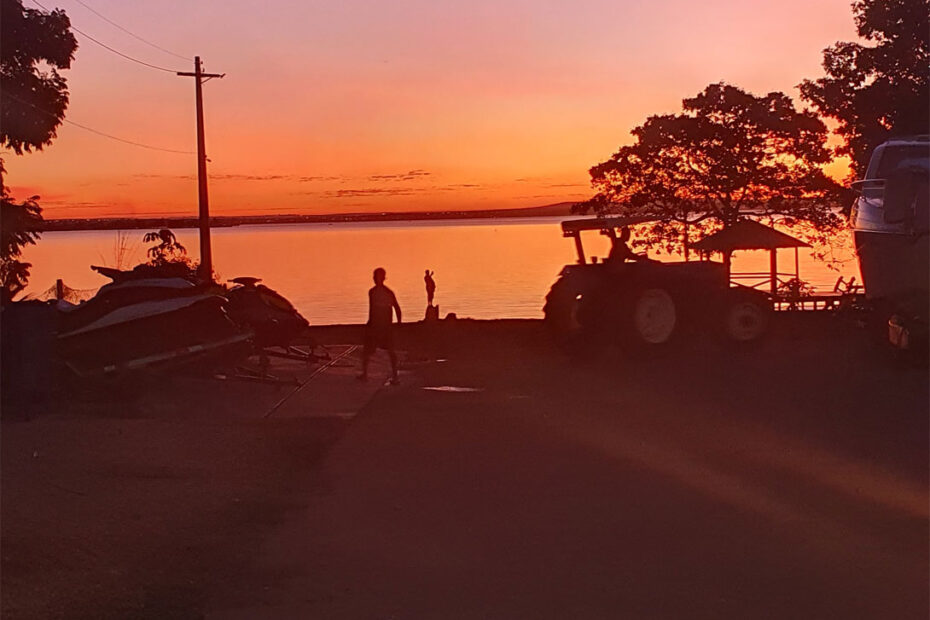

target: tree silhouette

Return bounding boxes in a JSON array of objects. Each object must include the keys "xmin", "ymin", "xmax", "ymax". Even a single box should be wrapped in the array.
[
  {"xmin": 0, "ymin": 165, "xmax": 42, "ymax": 304},
  {"xmin": 800, "ymin": 0, "xmax": 930, "ymax": 177},
  {"xmin": 143, "ymin": 229, "xmax": 188, "ymax": 265},
  {"xmin": 0, "ymin": 0, "xmax": 77, "ymax": 303},
  {"xmin": 1, "ymin": 0, "xmax": 77, "ymax": 155},
  {"xmin": 132, "ymin": 229, "xmax": 199, "ymax": 280},
  {"xmin": 576, "ymin": 83, "xmax": 844, "ymax": 255}
]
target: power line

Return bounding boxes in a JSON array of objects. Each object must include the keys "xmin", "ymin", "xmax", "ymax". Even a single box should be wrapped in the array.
[
  {"xmin": 5, "ymin": 92, "xmax": 195, "ymax": 154},
  {"xmin": 30, "ymin": 0, "xmax": 183, "ymax": 73},
  {"xmin": 71, "ymin": 0, "xmax": 189, "ymax": 61},
  {"xmin": 62, "ymin": 116, "xmax": 194, "ymax": 154}
]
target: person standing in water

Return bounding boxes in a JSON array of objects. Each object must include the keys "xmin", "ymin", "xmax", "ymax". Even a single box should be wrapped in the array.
[
  {"xmin": 424, "ymin": 269, "xmax": 436, "ymax": 306},
  {"xmin": 359, "ymin": 267, "xmax": 402, "ymax": 384}
]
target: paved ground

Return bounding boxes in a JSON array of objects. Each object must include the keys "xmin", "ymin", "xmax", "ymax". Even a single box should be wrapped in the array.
[
  {"xmin": 208, "ymin": 319, "xmax": 928, "ymax": 619},
  {"xmin": 1, "ymin": 344, "xmax": 391, "ymax": 619},
  {"xmin": 3, "ymin": 318, "xmax": 927, "ymax": 619}
]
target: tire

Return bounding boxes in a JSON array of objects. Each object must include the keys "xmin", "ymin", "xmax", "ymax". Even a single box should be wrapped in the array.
[
  {"xmin": 544, "ymin": 276, "xmax": 599, "ymax": 353},
  {"xmin": 625, "ymin": 287, "xmax": 677, "ymax": 346},
  {"xmin": 721, "ymin": 290, "xmax": 771, "ymax": 344}
]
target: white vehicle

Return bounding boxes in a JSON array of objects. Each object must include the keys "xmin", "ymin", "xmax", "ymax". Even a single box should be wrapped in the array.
[{"xmin": 850, "ymin": 135, "xmax": 929, "ymax": 352}]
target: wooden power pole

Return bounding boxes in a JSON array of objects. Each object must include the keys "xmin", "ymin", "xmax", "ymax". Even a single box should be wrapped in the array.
[{"xmin": 177, "ymin": 56, "xmax": 224, "ymax": 281}]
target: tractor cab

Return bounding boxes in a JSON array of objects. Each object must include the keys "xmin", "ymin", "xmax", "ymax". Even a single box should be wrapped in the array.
[{"xmin": 560, "ymin": 216, "xmax": 657, "ymax": 265}]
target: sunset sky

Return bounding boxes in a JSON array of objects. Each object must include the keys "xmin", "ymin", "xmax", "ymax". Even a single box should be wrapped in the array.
[{"xmin": 7, "ymin": 0, "xmax": 857, "ymax": 218}]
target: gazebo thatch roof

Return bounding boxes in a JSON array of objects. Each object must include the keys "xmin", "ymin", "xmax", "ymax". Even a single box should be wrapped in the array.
[{"xmin": 692, "ymin": 220, "xmax": 810, "ymax": 252}]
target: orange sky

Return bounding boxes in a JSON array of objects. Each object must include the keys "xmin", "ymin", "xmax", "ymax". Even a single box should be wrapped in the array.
[{"xmin": 6, "ymin": 0, "xmax": 856, "ymax": 218}]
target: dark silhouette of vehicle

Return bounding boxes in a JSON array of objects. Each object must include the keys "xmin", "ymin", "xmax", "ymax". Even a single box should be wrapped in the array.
[
  {"xmin": 543, "ymin": 217, "xmax": 771, "ymax": 352},
  {"xmin": 849, "ymin": 135, "xmax": 929, "ymax": 355},
  {"xmin": 224, "ymin": 277, "xmax": 310, "ymax": 350},
  {"xmin": 60, "ymin": 268, "xmax": 312, "ymax": 377},
  {"xmin": 56, "ymin": 274, "xmax": 249, "ymax": 378}
]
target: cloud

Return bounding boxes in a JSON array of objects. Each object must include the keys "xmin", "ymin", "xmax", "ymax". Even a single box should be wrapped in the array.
[
  {"xmin": 132, "ymin": 171, "xmax": 432, "ymax": 185},
  {"xmin": 297, "ymin": 175, "xmax": 342, "ymax": 182},
  {"xmin": 15, "ymin": 191, "xmax": 73, "ymax": 203},
  {"xmin": 43, "ymin": 201, "xmax": 105, "ymax": 209},
  {"xmin": 212, "ymin": 173, "xmax": 290, "ymax": 181},
  {"xmin": 324, "ymin": 188, "xmax": 424, "ymax": 198},
  {"xmin": 133, "ymin": 173, "xmax": 292, "ymax": 182},
  {"xmin": 367, "ymin": 169, "xmax": 432, "ymax": 181},
  {"xmin": 517, "ymin": 192, "xmax": 588, "ymax": 200},
  {"xmin": 133, "ymin": 173, "xmax": 196, "ymax": 180},
  {"xmin": 434, "ymin": 183, "xmax": 485, "ymax": 192}
]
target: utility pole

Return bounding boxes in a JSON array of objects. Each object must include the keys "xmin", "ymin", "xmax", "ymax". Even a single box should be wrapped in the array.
[{"xmin": 177, "ymin": 56, "xmax": 224, "ymax": 281}]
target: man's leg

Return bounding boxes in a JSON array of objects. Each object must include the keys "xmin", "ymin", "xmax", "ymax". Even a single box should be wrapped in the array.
[
  {"xmin": 385, "ymin": 328, "xmax": 399, "ymax": 384},
  {"xmin": 388, "ymin": 348, "xmax": 398, "ymax": 384},
  {"xmin": 359, "ymin": 332, "xmax": 373, "ymax": 380}
]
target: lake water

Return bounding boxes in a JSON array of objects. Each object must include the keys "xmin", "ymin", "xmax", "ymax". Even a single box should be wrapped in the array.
[{"xmin": 21, "ymin": 217, "xmax": 861, "ymax": 325}]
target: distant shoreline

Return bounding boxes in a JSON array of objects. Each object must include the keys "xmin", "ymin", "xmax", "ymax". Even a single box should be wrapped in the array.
[{"xmin": 42, "ymin": 202, "xmax": 576, "ymax": 232}]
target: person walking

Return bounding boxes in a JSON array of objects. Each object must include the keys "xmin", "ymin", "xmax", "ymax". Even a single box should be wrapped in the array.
[
  {"xmin": 359, "ymin": 267, "xmax": 402, "ymax": 384},
  {"xmin": 424, "ymin": 269, "xmax": 436, "ymax": 306}
]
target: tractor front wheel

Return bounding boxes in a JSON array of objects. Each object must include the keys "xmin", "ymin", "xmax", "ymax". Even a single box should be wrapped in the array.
[{"xmin": 720, "ymin": 290, "xmax": 771, "ymax": 344}]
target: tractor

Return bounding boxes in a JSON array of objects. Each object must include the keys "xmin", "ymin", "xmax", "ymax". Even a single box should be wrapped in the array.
[{"xmin": 543, "ymin": 217, "xmax": 771, "ymax": 352}]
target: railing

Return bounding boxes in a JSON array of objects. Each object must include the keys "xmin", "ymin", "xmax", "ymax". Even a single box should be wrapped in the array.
[
  {"xmin": 729, "ymin": 271, "xmax": 798, "ymax": 292},
  {"xmin": 730, "ymin": 274, "xmax": 866, "ymax": 312}
]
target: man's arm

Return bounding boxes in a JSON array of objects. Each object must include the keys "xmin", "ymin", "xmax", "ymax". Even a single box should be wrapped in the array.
[{"xmin": 392, "ymin": 292, "xmax": 402, "ymax": 324}]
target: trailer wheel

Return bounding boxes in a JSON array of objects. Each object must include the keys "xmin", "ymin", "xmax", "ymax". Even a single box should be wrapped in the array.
[
  {"xmin": 630, "ymin": 287, "xmax": 677, "ymax": 345},
  {"xmin": 722, "ymin": 291, "xmax": 770, "ymax": 343}
]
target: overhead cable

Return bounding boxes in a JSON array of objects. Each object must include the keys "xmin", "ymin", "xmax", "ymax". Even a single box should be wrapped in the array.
[
  {"xmin": 5, "ymin": 92, "xmax": 195, "ymax": 154},
  {"xmin": 71, "ymin": 0, "xmax": 189, "ymax": 61},
  {"xmin": 30, "ymin": 0, "xmax": 183, "ymax": 73}
]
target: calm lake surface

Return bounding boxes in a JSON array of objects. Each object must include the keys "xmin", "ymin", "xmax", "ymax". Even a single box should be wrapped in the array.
[{"xmin": 21, "ymin": 217, "xmax": 861, "ymax": 325}]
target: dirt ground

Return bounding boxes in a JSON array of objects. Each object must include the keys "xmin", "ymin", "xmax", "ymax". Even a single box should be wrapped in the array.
[{"xmin": 2, "ymin": 316, "xmax": 928, "ymax": 618}]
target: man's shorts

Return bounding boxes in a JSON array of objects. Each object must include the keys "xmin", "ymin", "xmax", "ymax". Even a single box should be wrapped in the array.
[{"xmin": 364, "ymin": 323, "xmax": 394, "ymax": 354}]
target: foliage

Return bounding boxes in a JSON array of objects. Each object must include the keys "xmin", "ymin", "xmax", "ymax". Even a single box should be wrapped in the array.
[
  {"xmin": 575, "ymin": 83, "xmax": 845, "ymax": 255},
  {"xmin": 0, "ymin": 0, "xmax": 75, "ymax": 302},
  {"xmin": 778, "ymin": 277, "xmax": 815, "ymax": 299},
  {"xmin": 1, "ymin": 176, "xmax": 43, "ymax": 304},
  {"xmin": 799, "ymin": 0, "xmax": 930, "ymax": 177},
  {"xmin": 1, "ymin": 0, "xmax": 78, "ymax": 154},
  {"xmin": 143, "ymin": 229, "xmax": 190, "ymax": 266}
]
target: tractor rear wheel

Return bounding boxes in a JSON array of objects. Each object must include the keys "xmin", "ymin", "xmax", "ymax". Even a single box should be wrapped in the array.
[
  {"xmin": 622, "ymin": 286, "xmax": 678, "ymax": 347},
  {"xmin": 544, "ymin": 277, "xmax": 598, "ymax": 353}
]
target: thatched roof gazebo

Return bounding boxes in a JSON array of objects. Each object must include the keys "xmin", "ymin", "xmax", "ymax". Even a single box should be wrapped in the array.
[{"xmin": 692, "ymin": 219, "xmax": 810, "ymax": 296}]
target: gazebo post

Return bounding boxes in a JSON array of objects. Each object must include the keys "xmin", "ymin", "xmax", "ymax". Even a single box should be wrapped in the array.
[
  {"xmin": 794, "ymin": 247, "xmax": 799, "ymax": 281},
  {"xmin": 769, "ymin": 249, "xmax": 778, "ymax": 296},
  {"xmin": 723, "ymin": 250, "xmax": 732, "ymax": 281}
]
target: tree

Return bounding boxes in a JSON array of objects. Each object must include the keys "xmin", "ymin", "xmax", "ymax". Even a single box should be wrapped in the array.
[
  {"xmin": 143, "ymin": 229, "xmax": 188, "ymax": 266},
  {"xmin": 576, "ymin": 83, "xmax": 844, "ymax": 256},
  {"xmin": 800, "ymin": 0, "xmax": 930, "ymax": 177},
  {"xmin": 0, "ymin": 0, "xmax": 77, "ymax": 303},
  {"xmin": 139, "ymin": 229, "xmax": 198, "ymax": 279},
  {"xmin": 1, "ymin": 0, "xmax": 77, "ymax": 155},
  {"xmin": 0, "ymin": 166, "xmax": 43, "ymax": 304}
]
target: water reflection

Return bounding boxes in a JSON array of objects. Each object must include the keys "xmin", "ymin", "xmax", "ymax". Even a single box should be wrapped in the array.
[{"xmin": 21, "ymin": 218, "xmax": 860, "ymax": 325}]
